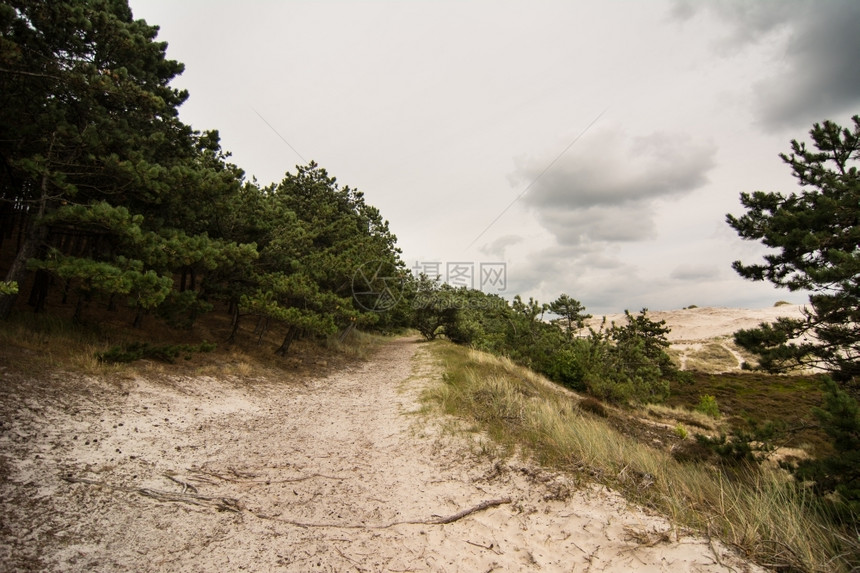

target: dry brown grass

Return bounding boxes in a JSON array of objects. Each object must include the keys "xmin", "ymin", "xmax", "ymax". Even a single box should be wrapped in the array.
[
  {"xmin": 644, "ymin": 403, "xmax": 724, "ymax": 433},
  {"xmin": 0, "ymin": 308, "xmax": 387, "ymax": 385},
  {"xmin": 684, "ymin": 341, "xmax": 740, "ymax": 372}
]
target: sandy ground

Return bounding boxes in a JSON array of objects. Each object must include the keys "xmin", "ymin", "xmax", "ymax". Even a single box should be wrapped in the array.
[
  {"xmin": 594, "ymin": 304, "xmax": 806, "ymax": 343},
  {"xmin": 0, "ymin": 336, "xmax": 765, "ymax": 572}
]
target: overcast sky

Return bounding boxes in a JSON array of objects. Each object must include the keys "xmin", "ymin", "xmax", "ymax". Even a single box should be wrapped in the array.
[{"xmin": 129, "ymin": 0, "xmax": 860, "ymax": 315}]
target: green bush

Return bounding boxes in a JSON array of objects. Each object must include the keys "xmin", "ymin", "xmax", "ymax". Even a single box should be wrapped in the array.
[
  {"xmin": 695, "ymin": 394, "xmax": 721, "ymax": 418},
  {"xmin": 156, "ymin": 290, "xmax": 214, "ymax": 329},
  {"xmin": 696, "ymin": 417, "xmax": 779, "ymax": 467},
  {"xmin": 795, "ymin": 378, "xmax": 860, "ymax": 516},
  {"xmin": 541, "ymin": 347, "xmax": 586, "ymax": 391}
]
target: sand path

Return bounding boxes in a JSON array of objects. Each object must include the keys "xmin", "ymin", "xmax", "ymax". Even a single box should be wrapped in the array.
[{"xmin": 0, "ymin": 337, "xmax": 762, "ymax": 572}]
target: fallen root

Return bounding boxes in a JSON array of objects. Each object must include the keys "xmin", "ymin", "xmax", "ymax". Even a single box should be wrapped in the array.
[
  {"xmin": 430, "ymin": 498, "xmax": 512, "ymax": 525},
  {"xmin": 63, "ymin": 476, "xmax": 240, "ymax": 513},
  {"xmin": 251, "ymin": 497, "xmax": 513, "ymax": 529},
  {"xmin": 188, "ymin": 467, "xmax": 345, "ymax": 485},
  {"xmin": 63, "ymin": 474, "xmax": 510, "ymax": 528}
]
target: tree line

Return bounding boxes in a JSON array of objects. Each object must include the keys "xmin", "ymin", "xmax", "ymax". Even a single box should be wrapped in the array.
[
  {"xmin": 410, "ymin": 276, "xmax": 685, "ymax": 404},
  {"xmin": 0, "ymin": 0, "xmax": 406, "ymax": 351}
]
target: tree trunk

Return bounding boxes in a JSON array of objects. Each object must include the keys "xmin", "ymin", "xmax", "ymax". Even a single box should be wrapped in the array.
[
  {"xmin": 72, "ymin": 295, "xmax": 85, "ymax": 323},
  {"xmin": 256, "ymin": 317, "xmax": 269, "ymax": 345},
  {"xmin": 0, "ymin": 221, "xmax": 46, "ymax": 320},
  {"xmin": 226, "ymin": 303, "xmax": 241, "ymax": 343},
  {"xmin": 27, "ymin": 269, "xmax": 49, "ymax": 312},
  {"xmin": 338, "ymin": 321, "xmax": 356, "ymax": 342},
  {"xmin": 133, "ymin": 306, "xmax": 145, "ymax": 329},
  {"xmin": 275, "ymin": 325, "xmax": 297, "ymax": 356},
  {"xmin": 0, "ymin": 133, "xmax": 54, "ymax": 320},
  {"xmin": 15, "ymin": 210, "xmax": 27, "ymax": 252}
]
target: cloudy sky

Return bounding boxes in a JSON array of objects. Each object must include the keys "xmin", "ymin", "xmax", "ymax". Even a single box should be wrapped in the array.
[{"xmin": 129, "ymin": 0, "xmax": 860, "ymax": 314}]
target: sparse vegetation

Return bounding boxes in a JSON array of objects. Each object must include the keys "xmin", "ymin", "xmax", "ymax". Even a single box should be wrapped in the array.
[
  {"xmin": 426, "ymin": 339, "xmax": 859, "ymax": 572},
  {"xmin": 97, "ymin": 341, "xmax": 217, "ymax": 364},
  {"xmin": 645, "ymin": 403, "xmax": 721, "ymax": 432},
  {"xmin": 682, "ymin": 341, "xmax": 740, "ymax": 372},
  {"xmin": 578, "ymin": 396, "xmax": 608, "ymax": 418}
]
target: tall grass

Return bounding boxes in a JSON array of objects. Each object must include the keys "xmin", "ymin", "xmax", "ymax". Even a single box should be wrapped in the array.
[
  {"xmin": 323, "ymin": 329, "xmax": 389, "ymax": 359},
  {"xmin": 0, "ymin": 312, "xmax": 109, "ymax": 367},
  {"xmin": 425, "ymin": 340, "xmax": 859, "ymax": 573}
]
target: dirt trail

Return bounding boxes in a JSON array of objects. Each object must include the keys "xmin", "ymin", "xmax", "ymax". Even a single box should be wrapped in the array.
[{"xmin": 0, "ymin": 337, "xmax": 762, "ymax": 572}]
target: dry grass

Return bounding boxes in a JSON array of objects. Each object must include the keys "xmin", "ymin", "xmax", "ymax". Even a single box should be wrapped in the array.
[
  {"xmin": 644, "ymin": 403, "xmax": 724, "ymax": 433},
  {"xmin": 424, "ymin": 340, "xmax": 859, "ymax": 573},
  {"xmin": 323, "ymin": 328, "xmax": 389, "ymax": 359},
  {"xmin": 669, "ymin": 337, "xmax": 765, "ymax": 374},
  {"xmin": 685, "ymin": 341, "xmax": 741, "ymax": 372},
  {"xmin": 0, "ymin": 312, "xmax": 124, "ymax": 373},
  {"xmin": 0, "ymin": 309, "xmax": 388, "ymax": 384}
]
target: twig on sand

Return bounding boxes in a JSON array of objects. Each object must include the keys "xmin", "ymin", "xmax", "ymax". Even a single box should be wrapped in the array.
[
  {"xmin": 189, "ymin": 468, "xmax": 345, "ymax": 485},
  {"xmin": 63, "ymin": 473, "xmax": 510, "ymax": 528},
  {"xmin": 252, "ymin": 497, "xmax": 513, "ymax": 529},
  {"xmin": 623, "ymin": 526, "xmax": 672, "ymax": 548},
  {"xmin": 705, "ymin": 523, "xmax": 736, "ymax": 573},
  {"xmin": 164, "ymin": 473, "xmax": 199, "ymax": 494},
  {"xmin": 465, "ymin": 539, "xmax": 501, "ymax": 554},
  {"xmin": 63, "ymin": 476, "xmax": 240, "ymax": 513},
  {"xmin": 430, "ymin": 498, "xmax": 511, "ymax": 524},
  {"xmin": 333, "ymin": 546, "xmax": 368, "ymax": 572}
]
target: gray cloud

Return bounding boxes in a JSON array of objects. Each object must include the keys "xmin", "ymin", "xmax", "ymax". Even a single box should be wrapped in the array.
[
  {"xmin": 670, "ymin": 263, "xmax": 721, "ymax": 281},
  {"xmin": 539, "ymin": 204, "xmax": 657, "ymax": 244},
  {"xmin": 674, "ymin": 0, "xmax": 860, "ymax": 130},
  {"xmin": 503, "ymin": 243, "xmax": 617, "ymax": 299},
  {"xmin": 519, "ymin": 131, "xmax": 715, "ymax": 210},
  {"xmin": 515, "ymin": 128, "xmax": 716, "ymax": 247},
  {"xmin": 480, "ymin": 234, "xmax": 523, "ymax": 258}
]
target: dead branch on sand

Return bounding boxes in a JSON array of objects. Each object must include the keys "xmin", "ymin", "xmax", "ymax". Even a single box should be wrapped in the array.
[
  {"xmin": 188, "ymin": 467, "xmax": 345, "ymax": 485},
  {"xmin": 62, "ymin": 476, "xmax": 240, "ymax": 513},
  {"xmin": 251, "ymin": 497, "xmax": 513, "ymax": 529},
  {"xmin": 62, "ymin": 474, "xmax": 510, "ymax": 528}
]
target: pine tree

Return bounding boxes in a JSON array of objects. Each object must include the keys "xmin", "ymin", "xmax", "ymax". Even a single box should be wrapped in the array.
[
  {"xmin": 0, "ymin": 1, "xmax": 254, "ymax": 322},
  {"xmin": 727, "ymin": 116, "xmax": 860, "ymax": 385}
]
